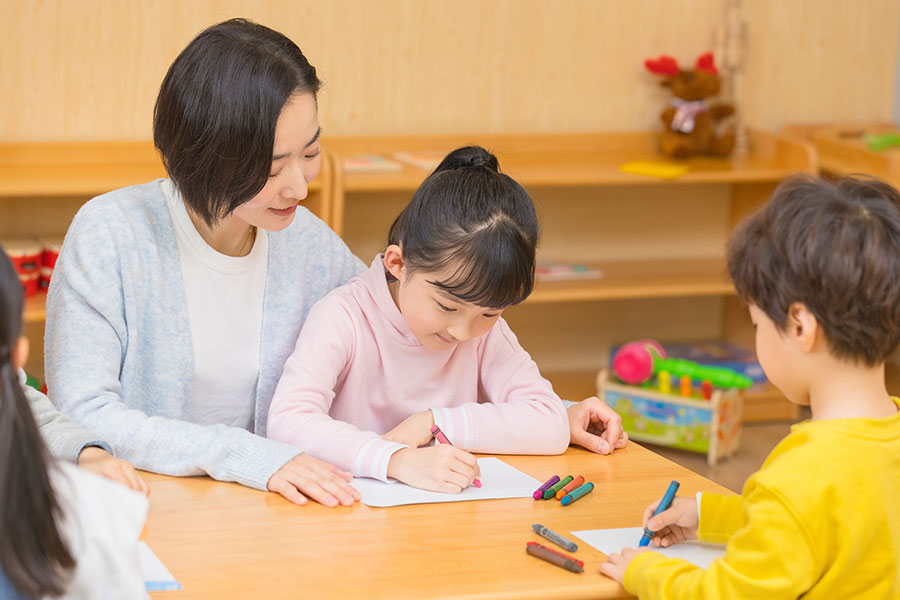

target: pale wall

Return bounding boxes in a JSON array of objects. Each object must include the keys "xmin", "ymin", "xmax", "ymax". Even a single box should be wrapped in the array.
[{"xmin": 1, "ymin": 0, "xmax": 897, "ymax": 141}]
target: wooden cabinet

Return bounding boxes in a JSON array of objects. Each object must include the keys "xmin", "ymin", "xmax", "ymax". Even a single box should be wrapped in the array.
[{"xmin": 325, "ymin": 131, "xmax": 814, "ymax": 420}]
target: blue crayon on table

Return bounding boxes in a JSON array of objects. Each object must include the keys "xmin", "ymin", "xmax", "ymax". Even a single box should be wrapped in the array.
[
  {"xmin": 543, "ymin": 475, "xmax": 573, "ymax": 499},
  {"xmin": 560, "ymin": 482, "xmax": 594, "ymax": 506},
  {"xmin": 638, "ymin": 480, "xmax": 681, "ymax": 547},
  {"xmin": 532, "ymin": 523, "xmax": 578, "ymax": 552},
  {"xmin": 533, "ymin": 475, "xmax": 560, "ymax": 500}
]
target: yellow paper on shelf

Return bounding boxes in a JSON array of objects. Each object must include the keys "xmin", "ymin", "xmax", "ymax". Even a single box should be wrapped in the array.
[{"xmin": 619, "ymin": 160, "xmax": 689, "ymax": 180}]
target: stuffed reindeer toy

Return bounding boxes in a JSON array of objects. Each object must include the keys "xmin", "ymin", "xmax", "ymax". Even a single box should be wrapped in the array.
[{"xmin": 644, "ymin": 52, "xmax": 736, "ymax": 158}]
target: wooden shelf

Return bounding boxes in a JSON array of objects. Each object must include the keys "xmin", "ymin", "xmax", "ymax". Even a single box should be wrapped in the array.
[
  {"xmin": 0, "ymin": 141, "xmax": 321, "ymax": 198},
  {"xmin": 326, "ymin": 129, "xmax": 813, "ymax": 193},
  {"xmin": 528, "ymin": 258, "xmax": 732, "ymax": 303},
  {"xmin": 24, "ymin": 293, "xmax": 46, "ymax": 324}
]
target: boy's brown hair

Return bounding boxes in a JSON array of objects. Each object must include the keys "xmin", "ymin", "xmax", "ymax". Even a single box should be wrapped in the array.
[{"xmin": 727, "ymin": 174, "xmax": 900, "ymax": 366}]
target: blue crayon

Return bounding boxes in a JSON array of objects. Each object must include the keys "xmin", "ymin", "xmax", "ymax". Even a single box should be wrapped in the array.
[
  {"xmin": 560, "ymin": 482, "xmax": 594, "ymax": 506},
  {"xmin": 639, "ymin": 480, "xmax": 680, "ymax": 547}
]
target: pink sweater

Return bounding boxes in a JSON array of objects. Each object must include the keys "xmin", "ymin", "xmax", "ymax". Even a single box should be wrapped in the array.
[{"xmin": 267, "ymin": 256, "xmax": 570, "ymax": 481}]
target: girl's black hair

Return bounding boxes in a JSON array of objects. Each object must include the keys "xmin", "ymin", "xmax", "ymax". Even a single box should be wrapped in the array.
[
  {"xmin": 154, "ymin": 18, "xmax": 321, "ymax": 227},
  {"xmin": 0, "ymin": 250, "xmax": 74, "ymax": 596},
  {"xmin": 387, "ymin": 146, "xmax": 539, "ymax": 309}
]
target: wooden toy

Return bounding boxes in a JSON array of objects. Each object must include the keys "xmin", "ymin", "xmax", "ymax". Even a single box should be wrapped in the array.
[{"xmin": 596, "ymin": 368, "xmax": 742, "ymax": 466}]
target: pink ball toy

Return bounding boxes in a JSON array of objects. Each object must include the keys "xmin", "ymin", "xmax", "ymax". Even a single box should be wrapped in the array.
[{"xmin": 612, "ymin": 339, "xmax": 667, "ymax": 385}]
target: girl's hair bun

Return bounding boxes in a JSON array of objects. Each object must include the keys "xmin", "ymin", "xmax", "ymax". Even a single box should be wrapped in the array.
[{"xmin": 434, "ymin": 145, "xmax": 499, "ymax": 173}]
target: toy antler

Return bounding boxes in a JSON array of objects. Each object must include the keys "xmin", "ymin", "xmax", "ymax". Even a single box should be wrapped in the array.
[
  {"xmin": 695, "ymin": 52, "xmax": 718, "ymax": 75},
  {"xmin": 644, "ymin": 55, "xmax": 680, "ymax": 76}
]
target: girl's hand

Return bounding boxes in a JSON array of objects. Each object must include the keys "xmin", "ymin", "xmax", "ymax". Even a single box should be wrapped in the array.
[
  {"xmin": 386, "ymin": 445, "xmax": 481, "ymax": 493},
  {"xmin": 641, "ymin": 496, "xmax": 699, "ymax": 547},
  {"xmin": 381, "ymin": 410, "xmax": 435, "ymax": 448},
  {"xmin": 267, "ymin": 453, "xmax": 361, "ymax": 507},
  {"xmin": 599, "ymin": 546, "xmax": 651, "ymax": 584},
  {"xmin": 77, "ymin": 447, "xmax": 150, "ymax": 497},
  {"xmin": 568, "ymin": 396, "xmax": 629, "ymax": 454}
]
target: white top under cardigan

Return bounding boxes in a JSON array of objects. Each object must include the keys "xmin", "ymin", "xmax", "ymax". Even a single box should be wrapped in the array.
[
  {"xmin": 44, "ymin": 179, "xmax": 365, "ymax": 490},
  {"xmin": 163, "ymin": 180, "xmax": 268, "ymax": 430}
]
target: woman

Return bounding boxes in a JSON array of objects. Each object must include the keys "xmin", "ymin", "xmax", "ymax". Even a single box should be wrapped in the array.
[{"xmin": 45, "ymin": 18, "xmax": 625, "ymax": 507}]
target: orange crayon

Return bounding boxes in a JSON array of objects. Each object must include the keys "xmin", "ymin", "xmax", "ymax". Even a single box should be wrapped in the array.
[
  {"xmin": 555, "ymin": 475, "xmax": 585, "ymax": 500},
  {"xmin": 680, "ymin": 375, "xmax": 692, "ymax": 397}
]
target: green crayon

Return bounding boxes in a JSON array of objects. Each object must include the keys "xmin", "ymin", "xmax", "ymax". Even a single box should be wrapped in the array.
[{"xmin": 543, "ymin": 475, "xmax": 573, "ymax": 499}]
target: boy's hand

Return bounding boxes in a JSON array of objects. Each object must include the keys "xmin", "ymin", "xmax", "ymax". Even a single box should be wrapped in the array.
[
  {"xmin": 599, "ymin": 547, "xmax": 651, "ymax": 583},
  {"xmin": 568, "ymin": 396, "xmax": 629, "ymax": 454},
  {"xmin": 77, "ymin": 447, "xmax": 150, "ymax": 497},
  {"xmin": 642, "ymin": 495, "xmax": 699, "ymax": 547},
  {"xmin": 267, "ymin": 453, "xmax": 361, "ymax": 508},
  {"xmin": 386, "ymin": 445, "xmax": 481, "ymax": 493},
  {"xmin": 381, "ymin": 410, "xmax": 435, "ymax": 448}
]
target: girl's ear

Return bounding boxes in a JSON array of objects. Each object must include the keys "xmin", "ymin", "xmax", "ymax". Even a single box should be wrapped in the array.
[
  {"xmin": 12, "ymin": 335, "xmax": 29, "ymax": 370},
  {"xmin": 383, "ymin": 244, "xmax": 406, "ymax": 281},
  {"xmin": 786, "ymin": 302, "xmax": 819, "ymax": 354}
]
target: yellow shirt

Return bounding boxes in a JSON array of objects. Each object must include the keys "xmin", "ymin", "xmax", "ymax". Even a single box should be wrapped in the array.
[{"xmin": 624, "ymin": 397, "xmax": 900, "ymax": 599}]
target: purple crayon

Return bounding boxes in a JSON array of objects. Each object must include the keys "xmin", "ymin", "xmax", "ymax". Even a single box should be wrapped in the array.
[{"xmin": 533, "ymin": 475, "xmax": 560, "ymax": 500}]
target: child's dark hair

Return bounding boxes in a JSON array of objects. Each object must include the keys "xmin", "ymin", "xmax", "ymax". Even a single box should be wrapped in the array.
[
  {"xmin": 387, "ymin": 146, "xmax": 539, "ymax": 309},
  {"xmin": 0, "ymin": 250, "xmax": 74, "ymax": 596},
  {"xmin": 154, "ymin": 18, "xmax": 321, "ymax": 227},
  {"xmin": 727, "ymin": 174, "xmax": 900, "ymax": 366}
]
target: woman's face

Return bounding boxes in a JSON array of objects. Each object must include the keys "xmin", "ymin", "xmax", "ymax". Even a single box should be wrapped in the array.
[{"xmin": 232, "ymin": 92, "xmax": 322, "ymax": 232}]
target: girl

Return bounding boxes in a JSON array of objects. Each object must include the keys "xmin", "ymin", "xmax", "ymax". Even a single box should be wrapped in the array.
[
  {"xmin": 44, "ymin": 19, "xmax": 362, "ymax": 508},
  {"xmin": 268, "ymin": 146, "xmax": 618, "ymax": 492},
  {"xmin": 0, "ymin": 251, "xmax": 147, "ymax": 599}
]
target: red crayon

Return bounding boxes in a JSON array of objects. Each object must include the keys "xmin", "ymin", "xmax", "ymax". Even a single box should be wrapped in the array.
[
  {"xmin": 701, "ymin": 380, "xmax": 713, "ymax": 400},
  {"xmin": 555, "ymin": 475, "xmax": 585, "ymax": 500},
  {"xmin": 430, "ymin": 425, "xmax": 481, "ymax": 488},
  {"xmin": 526, "ymin": 542, "xmax": 584, "ymax": 573}
]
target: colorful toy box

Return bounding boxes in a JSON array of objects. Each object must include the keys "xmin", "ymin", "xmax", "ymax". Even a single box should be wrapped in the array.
[{"xmin": 596, "ymin": 368, "xmax": 742, "ymax": 466}]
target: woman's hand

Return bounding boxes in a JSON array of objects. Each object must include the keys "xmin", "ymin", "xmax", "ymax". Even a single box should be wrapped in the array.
[
  {"xmin": 567, "ymin": 396, "xmax": 628, "ymax": 454},
  {"xmin": 77, "ymin": 447, "xmax": 150, "ymax": 496},
  {"xmin": 381, "ymin": 410, "xmax": 436, "ymax": 448},
  {"xmin": 386, "ymin": 445, "xmax": 481, "ymax": 493},
  {"xmin": 267, "ymin": 453, "xmax": 361, "ymax": 507},
  {"xmin": 641, "ymin": 495, "xmax": 699, "ymax": 548}
]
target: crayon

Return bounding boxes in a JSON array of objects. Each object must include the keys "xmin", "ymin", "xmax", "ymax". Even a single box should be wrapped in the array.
[
  {"xmin": 525, "ymin": 542, "xmax": 583, "ymax": 573},
  {"xmin": 430, "ymin": 425, "xmax": 481, "ymax": 488},
  {"xmin": 560, "ymin": 482, "xmax": 594, "ymax": 506},
  {"xmin": 555, "ymin": 475, "xmax": 585, "ymax": 500},
  {"xmin": 533, "ymin": 475, "xmax": 560, "ymax": 500},
  {"xmin": 680, "ymin": 375, "xmax": 692, "ymax": 397},
  {"xmin": 639, "ymin": 480, "xmax": 681, "ymax": 547},
  {"xmin": 543, "ymin": 475, "xmax": 573, "ymax": 499},
  {"xmin": 701, "ymin": 380, "xmax": 713, "ymax": 400},
  {"xmin": 532, "ymin": 523, "xmax": 578, "ymax": 552}
]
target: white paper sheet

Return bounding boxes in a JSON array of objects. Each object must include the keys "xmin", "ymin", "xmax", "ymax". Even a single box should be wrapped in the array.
[
  {"xmin": 139, "ymin": 541, "xmax": 182, "ymax": 591},
  {"xmin": 351, "ymin": 457, "xmax": 541, "ymax": 507},
  {"xmin": 572, "ymin": 527, "xmax": 726, "ymax": 569}
]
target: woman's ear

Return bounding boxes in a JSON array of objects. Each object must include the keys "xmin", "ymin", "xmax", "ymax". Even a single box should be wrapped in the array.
[
  {"xmin": 12, "ymin": 335, "xmax": 29, "ymax": 370},
  {"xmin": 786, "ymin": 302, "xmax": 819, "ymax": 354},
  {"xmin": 383, "ymin": 244, "xmax": 406, "ymax": 281}
]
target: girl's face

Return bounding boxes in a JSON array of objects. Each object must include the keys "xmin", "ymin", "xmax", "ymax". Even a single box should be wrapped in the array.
[
  {"xmin": 389, "ymin": 260, "xmax": 506, "ymax": 351},
  {"xmin": 231, "ymin": 92, "xmax": 322, "ymax": 232}
]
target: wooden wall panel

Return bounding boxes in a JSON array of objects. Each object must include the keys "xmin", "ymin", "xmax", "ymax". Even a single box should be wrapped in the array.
[{"xmin": 1, "ymin": 0, "xmax": 897, "ymax": 141}]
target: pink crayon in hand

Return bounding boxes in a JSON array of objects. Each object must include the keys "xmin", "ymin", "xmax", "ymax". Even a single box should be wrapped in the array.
[{"xmin": 430, "ymin": 425, "xmax": 482, "ymax": 488}]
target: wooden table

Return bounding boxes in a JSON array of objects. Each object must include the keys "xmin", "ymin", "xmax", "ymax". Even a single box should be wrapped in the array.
[{"xmin": 143, "ymin": 444, "xmax": 731, "ymax": 599}]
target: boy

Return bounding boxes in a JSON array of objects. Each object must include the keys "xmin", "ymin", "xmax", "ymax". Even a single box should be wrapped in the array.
[{"xmin": 600, "ymin": 175, "xmax": 900, "ymax": 598}]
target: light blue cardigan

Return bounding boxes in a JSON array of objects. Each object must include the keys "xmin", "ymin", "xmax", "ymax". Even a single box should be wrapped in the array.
[{"xmin": 45, "ymin": 179, "xmax": 365, "ymax": 490}]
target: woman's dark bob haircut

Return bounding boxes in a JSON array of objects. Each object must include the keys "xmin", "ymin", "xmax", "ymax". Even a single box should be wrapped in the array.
[
  {"xmin": 154, "ymin": 18, "xmax": 321, "ymax": 226},
  {"xmin": 388, "ymin": 146, "xmax": 540, "ymax": 310}
]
